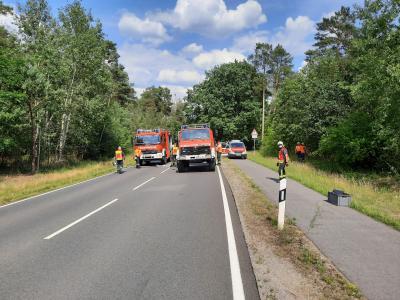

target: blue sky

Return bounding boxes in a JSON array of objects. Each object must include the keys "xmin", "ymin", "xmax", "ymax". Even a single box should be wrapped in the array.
[{"xmin": 2, "ymin": 0, "xmax": 362, "ymax": 99}]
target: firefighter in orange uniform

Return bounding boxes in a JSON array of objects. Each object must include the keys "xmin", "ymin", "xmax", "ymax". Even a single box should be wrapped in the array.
[
  {"xmin": 277, "ymin": 141, "xmax": 289, "ymax": 179},
  {"xmin": 171, "ymin": 143, "xmax": 178, "ymax": 167},
  {"xmin": 216, "ymin": 141, "xmax": 223, "ymax": 165},
  {"xmin": 135, "ymin": 147, "xmax": 142, "ymax": 168},
  {"xmin": 115, "ymin": 146, "xmax": 125, "ymax": 169},
  {"xmin": 295, "ymin": 142, "xmax": 302, "ymax": 161}
]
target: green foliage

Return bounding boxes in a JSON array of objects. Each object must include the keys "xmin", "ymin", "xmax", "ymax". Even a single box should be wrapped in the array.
[
  {"xmin": 271, "ymin": 53, "xmax": 352, "ymax": 152},
  {"xmin": 0, "ymin": 0, "xmax": 136, "ymax": 172},
  {"xmin": 185, "ymin": 61, "xmax": 261, "ymax": 143}
]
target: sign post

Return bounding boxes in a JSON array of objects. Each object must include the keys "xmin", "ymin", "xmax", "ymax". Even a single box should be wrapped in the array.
[{"xmin": 251, "ymin": 129, "xmax": 258, "ymax": 153}]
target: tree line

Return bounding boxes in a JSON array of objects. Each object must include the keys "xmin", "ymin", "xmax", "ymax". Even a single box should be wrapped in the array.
[
  {"xmin": 0, "ymin": 0, "xmax": 183, "ymax": 173},
  {"xmin": 185, "ymin": 0, "xmax": 400, "ymax": 173}
]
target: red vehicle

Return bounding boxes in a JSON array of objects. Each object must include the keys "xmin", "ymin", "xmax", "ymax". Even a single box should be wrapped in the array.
[
  {"xmin": 228, "ymin": 140, "xmax": 247, "ymax": 159},
  {"xmin": 177, "ymin": 124, "xmax": 216, "ymax": 172},
  {"xmin": 221, "ymin": 142, "xmax": 230, "ymax": 156},
  {"xmin": 134, "ymin": 128, "xmax": 171, "ymax": 165}
]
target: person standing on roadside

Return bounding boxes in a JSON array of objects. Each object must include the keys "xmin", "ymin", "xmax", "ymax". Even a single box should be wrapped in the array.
[
  {"xmin": 134, "ymin": 147, "xmax": 142, "ymax": 168},
  {"xmin": 171, "ymin": 143, "xmax": 178, "ymax": 167},
  {"xmin": 115, "ymin": 146, "xmax": 125, "ymax": 170},
  {"xmin": 216, "ymin": 141, "xmax": 222, "ymax": 165},
  {"xmin": 300, "ymin": 142, "xmax": 306, "ymax": 161},
  {"xmin": 295, "ymin": 142, "xmax": 302, "ymax": 161},
  {"xmin": 277, "ymin": 141, "xmax": 289, "ymax": 180}
]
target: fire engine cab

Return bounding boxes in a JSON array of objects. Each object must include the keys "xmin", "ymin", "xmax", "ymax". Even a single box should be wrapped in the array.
[
  {"xmin": 134, "ymin": 128, "xmax": 171, "ymax": 165},
  {"xmin": 176, "ymin": 124, "xmax": 216, "ymax": 172}
]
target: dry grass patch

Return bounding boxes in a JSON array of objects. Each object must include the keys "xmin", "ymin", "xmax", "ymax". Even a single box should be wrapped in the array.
[
  {"xmin": 0, "ymin": 157, "xmax": 134, "ymax": 206},
  {"xmin": 222, "ymin": 159, "xmax": 363, "ymax": 300},
  {"xmin": 248, "ymin": 152, "xmax": 400, "ymax": 230}
]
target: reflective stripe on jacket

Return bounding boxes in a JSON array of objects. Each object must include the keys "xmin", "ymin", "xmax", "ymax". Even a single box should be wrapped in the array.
[
  {"xmin": 172, "ymin": 146, "xmax": 178, "ymax": 155},
  {"xmin": 135, "ymin": 148, "xmax": 142, "ymax": 157},
  {"xmin": 115, "ymin": 150, "xmax": 123, "ymax": 160},
  {"xmin": 278, "ymin": 147, "xmax": 289, "ymax": 164}
]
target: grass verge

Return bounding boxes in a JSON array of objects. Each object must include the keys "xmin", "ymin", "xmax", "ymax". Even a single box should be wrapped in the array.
[
  {"xmin": 248, "ymin": 152, "xmax": 400, "ymax": 231},
  {"xmin": 0, "ymin": 157, "xmax": 135, "ymax": 206},
  {"xmin": 222, "ymin": 159, "xmax": 363, "ymax": 299}
]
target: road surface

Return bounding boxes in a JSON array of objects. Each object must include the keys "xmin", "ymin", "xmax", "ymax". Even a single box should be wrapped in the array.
[
  {"xmin": 233, "ymin": 158, "xmax": 400, "ymax": 300},
  {"xmin": 0, "ymin": 163, "xmax": 259, "ymax": 300}
]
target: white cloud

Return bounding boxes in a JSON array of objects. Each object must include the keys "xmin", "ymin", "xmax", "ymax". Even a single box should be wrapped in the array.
[
  {"xmin": 193, "ymin": 48, "xmax": 245, "ymax": 69},
  {"xmin": 151, "ymin": 0, "xmax": 266, "ymax": 37},
  {"xmin": 119, "ymin": 43, "xmax": 195, "ymax": 88},
  {"xmin": 118, "ymin": 12, "xmax": 171, "ymax": 45},
  {"xmin": 157, "ymin": 69, "xmax": 204, "ymax": 84},
  {"xmin": 0, "ymin": 12, "xmax": 18, "ymax": 34},
  {"xmin": 161, "ymin": 85, "xmax": 189, "ymax": 101},
  {"xmin": 271, "ymin": 16, "xmax": 315, "ymax": 56},
  {"xmin": 181, "ymin": 43, "xmax": 203, "ymax": 55},
  {"xmin": 231, "ymin": 30, "xmax": 268, "ymax": 54}
]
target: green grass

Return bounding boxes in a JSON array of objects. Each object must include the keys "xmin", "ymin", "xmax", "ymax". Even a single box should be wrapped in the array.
[
  {"xmin": 248, "ymin": 152, "xmax": 400, "ymax": 231},
  {"xmin": 0, "ymin": 156, "xmax": 135, "ymax": 206}
]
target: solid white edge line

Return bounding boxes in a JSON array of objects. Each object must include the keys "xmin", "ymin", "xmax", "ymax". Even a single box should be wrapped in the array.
[
  {"xmin": 44, "ymin": 198, "xmax": 119, "ymax": 240},
  {"xmin": 0, "ymin": 170, "xmax": 118, "ymax": 210},
  {"xmin": 132, "ymin": 177, "xmax": 156, "ymax": 191},
  {"xmin": 160, "ymin": 167, "xmax": 170, "ymax": 174},
  {"xmin": 217, "ymin": 166, "xmax": 245, "ymax": 300}
]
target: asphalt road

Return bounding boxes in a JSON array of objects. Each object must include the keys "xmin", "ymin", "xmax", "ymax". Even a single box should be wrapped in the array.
[
  {"xmin": 233, "ymin": 158, "xmax": 400, "ymax": 300},
  {"xmin": 0, "ymin": 163, "xmax": 259, "ymax": 300}
]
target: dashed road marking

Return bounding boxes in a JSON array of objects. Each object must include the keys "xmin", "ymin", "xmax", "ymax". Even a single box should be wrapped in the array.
[
  {"xmin": 132, "ymin": 177, "xmax": 156, "ymax": 191},
  {"xmin": 43, "ymin": 198, "xmax": 119, "ymax": 240}
]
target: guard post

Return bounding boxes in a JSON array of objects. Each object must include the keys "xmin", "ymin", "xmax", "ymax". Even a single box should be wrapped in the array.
[{"xmin": 278, "ymin": 176, "xmax": 287, "ymax": 229}]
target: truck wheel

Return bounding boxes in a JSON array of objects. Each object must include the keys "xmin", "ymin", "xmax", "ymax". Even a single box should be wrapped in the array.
[
  {"xmin": 140, "ymin": 159, "xmax": 144, "ymax": 166},
  {"xmin": 209, "ymin": 159, "xmax": 216, "ymax": 172},
  {"xmin": 177, "ymin": 161, "xmax": 184, "ymax": 173}
]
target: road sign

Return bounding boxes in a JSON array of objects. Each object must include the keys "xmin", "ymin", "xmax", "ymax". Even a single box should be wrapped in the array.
[{"xmin": 251, "ymin": 129, "xmax": 258, "ymax": 139}]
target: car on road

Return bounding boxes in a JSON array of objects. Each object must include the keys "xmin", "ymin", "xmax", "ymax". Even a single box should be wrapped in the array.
[
  {"xmin": 176, "ymin": 124, "xmax": 216, "ymax": 172},
  {"xmin": 228, "ymin": 140, "xmax": 247, "ymax": 159}
]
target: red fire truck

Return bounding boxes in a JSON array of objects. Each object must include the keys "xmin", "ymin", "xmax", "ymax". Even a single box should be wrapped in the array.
[
  {"xmin": 134, "ymin": 128, "xmax": 171, "ymax": 165},
  {"xmin": 176, "ymin": 124, "xmax": 216, "ymax": 172}
]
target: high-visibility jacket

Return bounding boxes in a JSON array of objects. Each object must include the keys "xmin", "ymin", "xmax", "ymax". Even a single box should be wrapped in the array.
[
  {"xmin": 172, "ymin": 146, "xmax": 178, "ymax": 155},
  {"xmin": 216, "ymin": 143, "xmax": 222, "ymax": 153},
  {"xmin": 135, "ymin": 148, "xmax": 142, "ymax": 158},
  {"xmin": 278, "ymin": 147, "xmax": 289, "ymax": 164},
  {"xmin": 299, "ymin": 145, "xmax": 306, "ymax": 154},
  {"xmin": 115, "ymin": 150, "xmax": 123, "ymax": 161},
  {"xmin": 295, "ymin": 145, "xmax": 302, "ymax": 153}
]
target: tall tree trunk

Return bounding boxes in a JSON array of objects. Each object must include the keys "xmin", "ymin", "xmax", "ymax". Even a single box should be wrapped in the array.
[
  {"xmin": 58, "ymin": 65, "xmax": 76, "ymax": 162},
  {"xmin": 28, "ymin": 101, "xmax": 38, "ymax": 174},
  {"xmin": 262, "ymin": 85, "xmax": 265, "ymax": 140}
]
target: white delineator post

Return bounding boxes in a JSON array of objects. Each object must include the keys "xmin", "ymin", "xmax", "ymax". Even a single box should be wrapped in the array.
[{"xmin": 278, "ymin": 177, "xmax": 287, "ymax": 229}]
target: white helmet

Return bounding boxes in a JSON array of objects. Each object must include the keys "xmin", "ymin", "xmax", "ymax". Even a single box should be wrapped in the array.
[{"xmin": 277, "ymin": 141, "xmax": 283, "ymax": 146}]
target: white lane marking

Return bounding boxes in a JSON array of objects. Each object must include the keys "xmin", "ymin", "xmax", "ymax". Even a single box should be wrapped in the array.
[
  {"xmin": 132, "ymin": 177, "xmax": 156, "ymax": 191},
  {"xmin": 217, "ymin": 166, "xmax": 245, "ymax": 300},
  {"xmin": 43, "ymin": 198, "xmax": 119, "ymax": 240},
  {"xmin": 0, "ymin": 170, "xmax": 120, "ymax": 210},
  {"xmin": 160, "ymin": 167, "xmax": 170, "ymax": 174}
]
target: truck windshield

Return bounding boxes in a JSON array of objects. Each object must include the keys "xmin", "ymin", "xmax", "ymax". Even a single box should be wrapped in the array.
[
  {"xmin": 135, "ymin": 135, "xmax": 160, "ymax": 145},
  {"xmin": 181, "ymin": 129, "xmax": 210, "ymax": 140}
]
